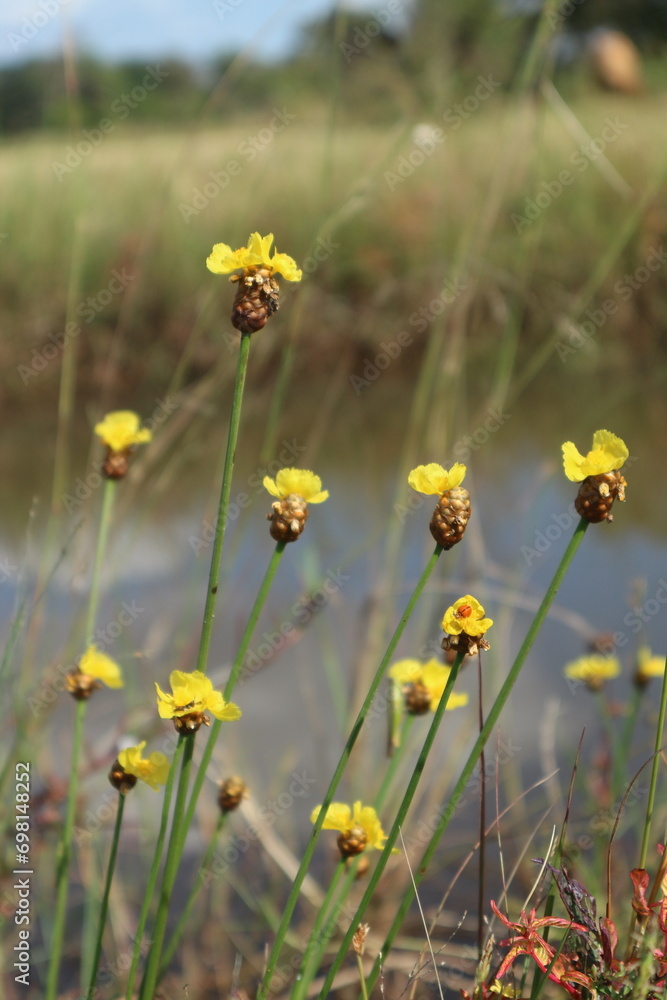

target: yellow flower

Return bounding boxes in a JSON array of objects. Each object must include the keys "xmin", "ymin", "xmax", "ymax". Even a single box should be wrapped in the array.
[
  {"xmin": 94, "ymin": 411, "xmax": 153, "ymax": 453},
  {"xmin": 79, "ymin": 645, "xmax": 124, "ymax": 688},
  {"xmin": 408, "ymin": 463, "xmax": 467, "ymax": 495},
  {"xmin": 155, "ymin": 670, "xmax": 242, "ymax": 722},
  {"xmin": 564, "ymin": 654, "xmax": 620, "ymax": 689},
  {"xmin": 635, "ymin": 647, "xmax": 665, "ymax": 684},
  {"xmin": 310, "ymin": 801, "xmax": 388, "ymax": 851},
  {"xmin": 206, "ymin": 232, "xmax": 302, "ymax": 282},
  {"xmin": 263, "ymin": 468, "xmax": 329, "ymax": 503},
  {"xmin": 442, "ymin": 596, "xmax": 493, "ymax": 637},
  {"xmin": 389, "ymin": 658, "xmax": 469, "ymax": 712},
  {"xmin": 117, "ymin": 741, "xmax": 169, "ymax": 790},
  {"xmin": 562, "ymin": 430, "xmax": 628, "ymax": 482}
]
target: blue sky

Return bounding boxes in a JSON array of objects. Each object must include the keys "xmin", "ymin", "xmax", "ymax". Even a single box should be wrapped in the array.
[{"xmin": 0, "ymin": 0, "xmax": 406, "ymax": 67}]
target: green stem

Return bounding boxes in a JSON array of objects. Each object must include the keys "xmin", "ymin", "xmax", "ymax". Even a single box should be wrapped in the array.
[
  {"xmin": 138, "ymin": 737, "xmax": 194, "ymax": 1000},
  {"xmin": 295, "ymin": 715, "xmax": 416, "ymax": 1000},
  {"xmin": 45, "ymin": 698, "xmax": 87, "ymax": 1000},
  {"xmin": 195, "ymin": 330, "xmax": 251, "ymax": 677},
  {"xmin": 356, "ymin": 954, "xmax": 369, "ymax": 1000},
  {"xmin": 87, "ymin": 793, "xmax": 126, "ymax": 999},
  {"xmin": 627, "ymin": 652, "xmax": 667, "ymax": 952},
  {"xmin": 125, "ymin": 738, "xmax": 184, "ymax": 1000},
  {"xmin": 638, "ymin": 654, "xmax": 667, "ymax": 870},
  {"xmin": 158, "ymin": 812, "xmax": 227, "ymax": 978},
  {"xmin": 317, "ymin": 652, "xmax": 466, "ymax": 999},
  {"xmin": 257, "ymin": 545, "xmax": 443, "ymax": 1000},
  {"xmin": 364, "ymin": 518, "xmax": 590, "ymax": 996},
  {"xmin": 86, "ymin": 479, "xmax": 116, "ymax": 642},
  {"xmin": 176, "ymin": 542, "xmax": 287, "ymax": 874},
  {"xmin": 292, "ymin": 860, "xmax": 348, "ymax": 1000}
]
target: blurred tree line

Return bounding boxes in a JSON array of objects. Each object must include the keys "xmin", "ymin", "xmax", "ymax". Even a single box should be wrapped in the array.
[{"xmin": 1, "ymin": 0, "xmax": 665, "ymax": 135}]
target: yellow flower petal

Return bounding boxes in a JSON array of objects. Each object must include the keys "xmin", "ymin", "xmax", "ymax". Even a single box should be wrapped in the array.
[
  {"xmin": 388, "ymin": 659, "xmax": 423, "ymax": 684},
  {"xmin": 271, "ymin": 251, "xmax": 302, "ymax": 282},
  {"xmin": 442, "ymin": 596, "xmax": 493, "ymax": 637},
  {"xmin": 206, "ymin": 232, "xmax": 302, "ymax": 282},
  {"xmin": 155, "ymin": 682, "xmax": 175, "ymax": 719},
  {"xmin": 94, "ymin": 411, "xmax": 152, "ymax": 453},
  {"xmin": 311, "ymin": 802, "xmax": 352, "ymax": 832},
  {"xmin": 562, "ymin": 430, "xmax": 628, "ymax": 481},
  {"xmin": 564, "ymin": 654, "xmax": 621, "ymax": 683},
  {"xmin": 205, "ymin": 690, "xmax": 242, "ymax": 722},
  {"xmin": 117, "ymin": 741, "xmax": 170, "ymax": 790},
  {"xmin": 265, "ymin": 468, "xmax": 329, "ymax": 503},
  {"xmin": 408, "ymin": 463, "xmax": 466, "ymax": 495},
  {"xmin": 79, "ymin": 645, "xmax": 124, "ymax": 688},
  {"xmin": 636, "ymin": 647, "xmax": 666, "ymax": 681}
]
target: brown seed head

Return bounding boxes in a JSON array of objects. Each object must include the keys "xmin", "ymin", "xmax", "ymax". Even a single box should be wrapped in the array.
[
  {"xmin": 337, "ymin": 824, "xmax": 367, "ymax": 858},
  {"xmin": 441, "ymin": 632, "xmax": 490, "ymax": 658},
  {"xmin": 108, "ymin": 760, "xmax": 137, "ymax": 795},
  {"xmin": 102, "ymin": 448, "xmax": 131, "ymax": 480},
  {"xmin": 266, "ymin": 493, "xmax": 309, "ymax": 543},
  {"xmin": 404, "ymin": 681, "xmax": 431, "ymax": 715},
  {"xmin": 173, "ymin": 711, "xmax": 210, "ymax": 736},
  {"xmin": 429, "ymin": 486, "xmax": 471, "ymax": 549},
  {"xmin": 352, "ymin": 922, "xmax": 370, "ymax": 956},
  {"xmin": 66, "ymin": 669, "xmax": 101, "ymax": 701},
  {"xmin": 575, "ymin": 470, "xmax": 626, "ymax": 523},
  {"xmin": 218, "ymin": 776, "xmax": 248, "ymax": 813},
  {"xmin": 231, "ymin": 266, "xmax": 280, "ymax": 333}
]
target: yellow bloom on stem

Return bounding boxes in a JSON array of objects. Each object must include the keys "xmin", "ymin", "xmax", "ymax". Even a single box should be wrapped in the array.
[
  {"xmin": 206, "ymin": 232, "xmax": 302, "ymax": 282},
  {"xmin": 94, "ymin": 411, "xmax": 153, "ymax": 453},
  {"xmin": 564, "ymin": 654, "xmax": 620, "ymax": 690},
  {"xmin": 310, "ymin": 801, "xmax": 388, "ymax": 855},
  {"xmin": 117, "ymin": 741, "xmax": 170, "ymax": 790},
  {"xmin": 155, "ymin": 670, "xmax": 242, "ymax": 722},
  {"xmin": 389, "ymin": 658, "xmax": 469, "ymax": 712},
  {"xmin": 562, "ymin": 430, "xmax": 628, "ymax": 482},
  {"xmin": 263, "ymin": 469, "xmax": 329, "ymax": 503},
  {"xmin": 636, "ymin": 646, "xmax": 666, "ymax": 684},
  {"xmin": 442, "ymin": 596, "xmax": 493, "ymax": 637},
  {"xmin": 80, "ymin": 645, "xmax": 124, "ymax": 688},
  {"xmin": 408, "ymin": 463, "xmax": 467, "ymax": 495}
]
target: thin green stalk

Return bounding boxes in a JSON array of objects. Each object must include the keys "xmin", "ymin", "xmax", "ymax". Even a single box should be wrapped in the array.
[
  {"xmin": 45, "ymin": 698, "xmax": 87, "ymax": 1000},
  {"xmin": 138, "ymin": 737, "xmax": 195, "ymax": 999},
  {"xmin": 356, "ymin": 954, "xmax": 369, "ymax": 1000},
  {"xmin": 317, "ymin": 652, "xmax": 466, "ymax": 999},
  {"xmin": 627, "ymin": 651, "xmax": 667, "ymax": 952},
  {"xmin": 638, "ymin": 652, "xmax": 667, "ymax": 870},
  {"xmin": 125, "ymin": 738, "xmax": 184, "ymax": 1000},
  {"xmin": 87, "ymin": 793, "xmax": 126, "ymax": 999},
  {"xmin": 292, "ymin": 860, "xmax": 348, "ymax": 1000},
  {"xmin": 177, "ymin": 542, "xmax": 287, "ymax": 868},
  {"xmin": 158, "ymin": 812, "xmax": 227, "ymax": 978},
  {"xmin": 257, "ymin": 545, "xmax": 443, "ymax": 1000},
  {"xmin": 86, "ymin": 479, "xmax": 116, "ymax": 643},
  {"xmin": 364, "ymin": 518, "xmax": 590, "ymax": 996},
  {"xmin": 195, "ymin": 330, "xmax": 251, "ymax": 678},
  {"xmin": 295, "ymin": 715, "xmax": 416, "ymax": 1000}
]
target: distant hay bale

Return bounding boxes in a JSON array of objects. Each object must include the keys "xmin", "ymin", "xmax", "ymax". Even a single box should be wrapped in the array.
[{"xmin": 588, "ymin": 29, "xmax": 644, "ymax": 94}]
